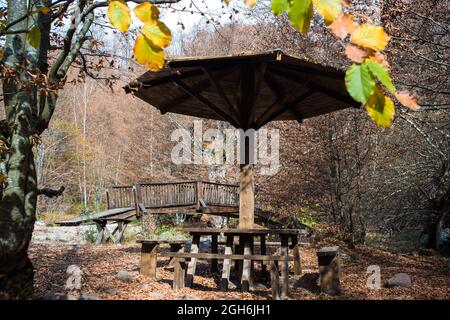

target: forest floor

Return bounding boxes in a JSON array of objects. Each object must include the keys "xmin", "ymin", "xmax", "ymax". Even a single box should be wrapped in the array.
[{"xmin": 29, "ymin": 238, "xmax": 450, "ymax": 300}]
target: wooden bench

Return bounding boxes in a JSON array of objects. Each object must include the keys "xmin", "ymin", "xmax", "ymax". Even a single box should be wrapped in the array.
[
  {"xmin": 137, "ymin": 239, "xmax": 187, "ymax": 278},
  {"xmin": 160, "ymin": 251, "xmax": 294, "ymax": 300}
]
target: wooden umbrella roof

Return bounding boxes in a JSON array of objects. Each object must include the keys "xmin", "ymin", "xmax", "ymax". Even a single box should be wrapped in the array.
[{"xmin": 125, "ymin": 50, "xmax": 359, "ymax": 129}]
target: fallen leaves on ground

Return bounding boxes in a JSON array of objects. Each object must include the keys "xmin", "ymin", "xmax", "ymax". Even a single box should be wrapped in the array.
[{"xmin": 29, "ymin": 240, "xmax": 450, "ymax": 300}]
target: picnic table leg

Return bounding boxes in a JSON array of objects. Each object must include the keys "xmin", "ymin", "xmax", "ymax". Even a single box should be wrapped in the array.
[
  {"xmin": 186, "ymin": 234, "xmax": 200, "ymax": 287},
  {"xmin": 140, "ymin": 243, "xmax": 158, "ymax": 278},
  {"xmin": 173, "ymin": 258, "xmax": 185, "ymax": 291},
  {"xmin": 241, "ymin": 235, "xmax": 253, "ymax": 292},
  {"xmin": 234, "ymin": 240, "xmax": 243, "ymax": 281},
  {"xmin": 260, "ymin": 235, "xmax": 267, "ymax": 280},
  {"xmin": 291, "ymin": 234, "xmax": 302, "ymax": 275},
  {"xmin": 280, "ymin": 235, "xmax": 290, "ymax": 298},
  {"xmin": 269, "ymin": 261, "xmax": 281, "ymax": 300},
  {"xmin": 211, "ymin": 234, "xmax": 218, "ymax": 273},
  {"xmin": 220, "ymin": 235, "xmax": 234, "ymax": 291},
  {"xmin": 168, "ymin": 243, "xmax": 183, "ymax": 268},
  {"xmin": 95, "ymin": 220, "xmax": 106, "ymax": 245}
]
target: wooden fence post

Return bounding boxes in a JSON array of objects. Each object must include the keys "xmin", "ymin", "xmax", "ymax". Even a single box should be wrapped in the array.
[{"xmin": 317, "ymin": 246, "xmax": 341, "ymax": 295}]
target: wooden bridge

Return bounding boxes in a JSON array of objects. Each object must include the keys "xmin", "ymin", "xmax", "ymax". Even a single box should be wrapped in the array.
[{"xmin": 57, "ymin": 181, "xmax": 306, "ymax": 243}]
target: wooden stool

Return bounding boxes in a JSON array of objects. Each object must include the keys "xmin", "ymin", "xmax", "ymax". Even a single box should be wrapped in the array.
[{"xmin": 316, "ymin": 246, "xmax": 341, "ymax": 295}]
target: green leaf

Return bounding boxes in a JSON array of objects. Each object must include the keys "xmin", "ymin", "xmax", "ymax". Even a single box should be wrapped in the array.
[
  {"xmin": 365, "ymin": 86, "xmax": 395, "ymax": 128},
  {"xmin": 288, "ymin": 0, "xmax": 313, "ymax": 33},
  {"xmin": 364, "ymin": 58, "xmax": 396, "ymax": 93},
  {"xmin": 345, "ymin": 63, "xmax": 375, "ymax": 103},
  {"xmin": 272, "ymin": 0, "xmax": 289, "ymax": 15},
  {"xmin": 27, "ymin": 26, "xmax": 41, "ymax": 49}
]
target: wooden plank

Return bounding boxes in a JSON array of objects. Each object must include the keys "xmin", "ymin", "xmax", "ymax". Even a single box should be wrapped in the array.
[
  {"xmin": 220, "ymin": 235, "xmax": 234, "ymax": 291},
  {"xmin": 159, "ymin": 252, "xmax": 294, "ymax": 261},
  {"xmin": 269, "ymin": 261, "xmax": 281, "ymax": 300},
  {"xmin": 241, "ymin": 236, "xmax": 253, "ymax": 291},
  {"xmin": 140, "ymin": 243, "xmax": 158, "ymax": 278},
  {"xmin": 185, "ymin": 234, "xmax": 200, "ymax": 287},
  {"xmin": 173, "ymin": 258, "xmax": 185, "ymax": 291},
  {"xmin": 291, "ymin": 235, "xmax": 302, "ymax": 275},
  {"xmin": 280, "ymin": 235, "xmax": 290, "ymax": 299},
  {"xmin": 211, "ymin": 234, "xmax": 219, "ymax": 273}
]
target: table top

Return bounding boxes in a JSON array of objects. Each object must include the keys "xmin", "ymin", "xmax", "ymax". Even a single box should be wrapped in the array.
[{"xmin": 177, "ymin": 227, "xmax": 301, "ymax": 236}]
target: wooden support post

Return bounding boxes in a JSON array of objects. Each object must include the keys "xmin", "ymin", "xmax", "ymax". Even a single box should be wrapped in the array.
[
  {"xmin": 168, "ymin": 243, "xmax": 184, "ymax": 267},
  {"xmin": 186, "ymin": 234, "xmax": 201, "ymax": 287},
  {"xmin": 241, "ymin": 235, "xmax": 253, "ymax": 291},
  {"xmin": 280, "ymin": 235, "xmax": 289, "ymax": 298},
  {"xmin": 173, "ymin": 258, "xmax": 185, "ymax": 291},
  {"xmin": 260, "ymin": 235, "xmax": 267, "ymax": 280},
  {"xmin": 140, "ymin": 243, "xmax": 158, "ymax": 278},
  {"xmin": 196, "ymin": 181, "xmax": 202, "ymax": 211},
  {"xmin": 95, "ymin": 220, "xmax": 106, "ymax": 245},
  {"xmin": 291, "ymin": 234, "xmax": 302, "ymax": 275},
  {"xmin": 317, "ymin": 246, "xmax": 341, "ymax": 295},
  {"xmin": 269, "ymin": 261, "xmax": 281, "ymax": 300},
  {"xmin": 239, "ymin": 163, "xmax": 254, "ymax": 229},
  {"xmin": 106, "ymin": 189, "xmax": 111, "ymax": 209},
  {"xmin": 220, "ymin": 235, "xmax": 234, "ymax": 291},
  {"xmin": 211, "ymin": 234, "xmax": 218, "ymax": 273}
]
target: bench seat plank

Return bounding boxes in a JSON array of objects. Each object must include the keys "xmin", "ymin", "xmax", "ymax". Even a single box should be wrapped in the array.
[{"xmin": 159, "ymin": 252, "xmax": 294, "ymax": 261}]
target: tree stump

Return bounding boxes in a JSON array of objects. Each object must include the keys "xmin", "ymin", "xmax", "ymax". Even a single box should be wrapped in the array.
[{"xmin": 316, "ymin": 246, "xmax": 341, "ymax": 295}]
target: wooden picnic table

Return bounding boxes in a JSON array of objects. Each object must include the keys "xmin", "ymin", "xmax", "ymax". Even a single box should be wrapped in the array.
[{"xmin": 176, "ymin": 227, "xmax": 302, "ymax": 298}]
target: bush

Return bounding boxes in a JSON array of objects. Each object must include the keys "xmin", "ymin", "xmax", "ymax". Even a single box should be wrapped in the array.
[{"xmin": 84, "ymin": 226, "xmax": 97, "ymax": 244}]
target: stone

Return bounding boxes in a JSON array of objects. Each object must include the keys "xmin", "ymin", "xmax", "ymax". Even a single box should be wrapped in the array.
[
  {"xmin": 172, "ymin": 295, "xmax": 201, "ymax": 300},
  {"xmin": 116, "ymin": 270, "xmax": 135, "ymax": 282},
  {"xmin": 104, "ymin": 288, "xmax": 119, "ymax": 295},
  {"xmin": 79, "ymin": 294, "xmax": 101, "ymax": 300},
  {"xmin": 148, "ymin": 292, "xmax": 165, "ymax": 300},
  {"xmin": 41, "ymin": 292, "xmax": 67, "ymax": 300},
  {"xmin": 385, "ymin": 273, "xmax": 412, "ymax": 288}
]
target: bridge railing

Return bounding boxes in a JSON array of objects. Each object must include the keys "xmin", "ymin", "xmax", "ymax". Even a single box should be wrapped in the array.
[
  {"xmin": 106, "ymin": 185, "xmax": 136, "ymax": 209},
  {"xmin": 106, "ymin": 180, "xmax": 239, "ymax": 213},
  {"xmin": 201, "ymin": 181, "xmax": 239, "ymax": 207}
]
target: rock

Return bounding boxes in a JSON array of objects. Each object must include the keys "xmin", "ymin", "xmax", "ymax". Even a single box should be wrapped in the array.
[
  {"xmin": 139, "ymin": 284, "xmax": 150, "ymax": 290},
  {"xmin": 79, "ymin": 294, "xmax": 101, "ymax": 300},
  {"xmin": 385, "ymin": 273, "xmax": 412, "ymax": 288},
  {"xmin": 199, "ymin": 239, "xmax": 211, "ymax": 251},
  {"xmin": 158, "ymin": 231, "xmax": 172, "ymax": 240},
  {"xmin": 173, "ymin": 295, "xmax": 201, "ymax": 300},
  {"xmin": 148, "ymin": 292, "xmax": 165, "ymax": 300},
  {"xmin": 116, "ymin": 270, "xmax": 135, "ymax": 282},
  {"xmin": 41, "ymin": 292, "xmax": 67, "ymax": 300},
  {"xmin": 104, "ymin": 288, "xmax": 119, "ymax": 295}
]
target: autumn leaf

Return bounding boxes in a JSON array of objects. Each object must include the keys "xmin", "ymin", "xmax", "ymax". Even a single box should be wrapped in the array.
[
  {"xmin": 108, "ymin": 0, "xmax": 131, "ymax": 32},
  {"xmin": 27, "ymin": 25, "xmax": 41, "ymax": 49},
  {"xmin": 364, "ymin": 58, "xmax": 395, "ymax": 93},
  {"xmin": 133, "ymin": 2, "xmax": 160, "ymax": 23},
  {"xmin": 365, "ymin": 86, "xmax": 395, "ymax": 128},
  {"xmin": 312, "ymin": 0, "xmax": 342, "ymax": 25},
  {"xmin": 134, "ymin": 33, "xmax": 165, "ymax": 71},
  {"xmin": 395, "ymin": 91, "xmax": 420, "ymax": 111},
  {"xmin": 345, "ymin": 63, "xmax": 375, "ymax": 103},
  {"xmin": 350, "ymin": 23, "xmax": 390, "ymax": 51},
  {"xmin": 141, "ymin": 20, "xmax": 172, "ymax": 49},
  {"xmin": 369, "ymin": 51, "xmax": 389, "ymax": 67},
  {"xmin": 288, "ymin": 0, "xmax": 313, "ymax": 33},
  {"xmin": 345, "ymin": 44, "xmax": 367, "ymax": 63},
  {"xmin": 328, "ymin": 13, "xmax": 357, "ymax": 40},
  {"xmin": 244, "ymin": 0, "xmax": 258, "ymax": 9},
  {"xmin": 0, "ymin": 173, "xmax": 7, "ymax": 183},
  {"xmin": 272, "ymin": 0, "xmax": 289, "ymax": 15}
]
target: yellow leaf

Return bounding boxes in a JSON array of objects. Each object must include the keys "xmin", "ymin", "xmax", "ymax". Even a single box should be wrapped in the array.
[
  {"xmin": 365, "ymin": 86, "xmax": 395, "ymax": 128},
  {"xmin": 39, "ymin": 7, "xmax": 51, "ymax": 14},
  {"xmin": 395, "ymin": 91, "xmax": 420, "ymax": 111},
  {"xmin": 108, "ymin": 0, "xmax": 131, "ymax": 32},
  {"xmin": 328, "ymin": 13, "xmax": 357, "ymax": 40},
  {"xmin": 312, "ymin": 0, "xmax": 342, "ymax": 25},
  {"xmin": 133, "ymin": 2, "xmax": 160, "ymax": 23},
  {"xmin": 345, "ymin": 44, "xmax": 367, "ymax": 63},
  {"xmin": 350, "ymin": 23, "xmax": 390, "ymax": 51},
  {"xmin": 134, "ymin": 33, "xmax": 165, "ymax": 71},
  {"xmin": 141, "ymin": 20, "xmax": 172, "ymax": 49},
  {"xmin": 244, "ymin": 0, "xmax": 257, "ymax": 9}
]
